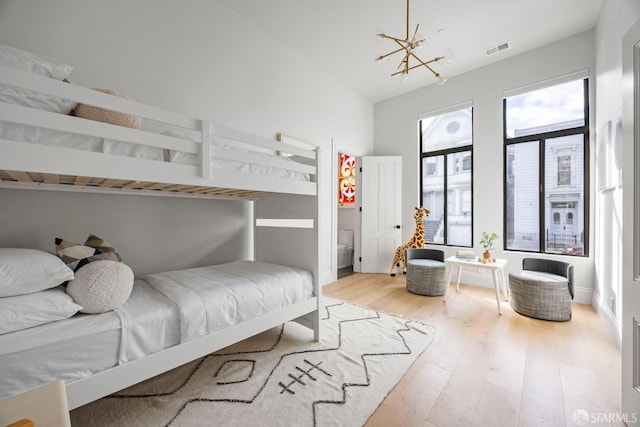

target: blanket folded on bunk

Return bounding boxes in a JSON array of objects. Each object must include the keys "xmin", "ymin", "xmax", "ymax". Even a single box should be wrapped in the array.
[
  {"xmin": 114, "ymin": 280, "xmax": 179, "ymax": 364},
  {"xmin": 141, "ymin": 261, "xmax": 314, "ymax": 344}
]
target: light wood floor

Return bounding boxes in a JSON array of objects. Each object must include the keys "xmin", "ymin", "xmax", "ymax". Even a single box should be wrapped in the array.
[{"xmin": 323, "ymin": 273, "xmax": 622, "ymax": 427}]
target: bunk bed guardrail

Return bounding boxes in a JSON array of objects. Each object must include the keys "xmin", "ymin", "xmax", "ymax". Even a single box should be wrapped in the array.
[{"xmin": 0, "ymin": 65, "xmax": 317, "ymax": 199}]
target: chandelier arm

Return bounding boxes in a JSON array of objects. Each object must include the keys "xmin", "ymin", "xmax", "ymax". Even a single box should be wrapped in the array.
[
  {"xmin": 397, "ymin": 50, "xmax": 412, "ymax": 71},
  {"xmin": 379, "ymin": 34, "xmax": 408, "ymax": 44},
  {"xmin": 391, "ymin": 65, "xmax": 437, "ymax": 77},
  {"xmin": 377, "ymin": 46, "xmax": 408, "ymax": 62},
  {"xmin": 412, "ymin": 24, "xmax": 420, "ymax": 42},
  {"xmin": 389, "ymin": 58, "xmax": 436, "ymax": 77},
  {"xmin": 392, "ymin": 39, "xmax": 412, "ymax": 71},
  {"xmin": 409, "ymin": 51, "xmax": 444, "ymax": 66},
  {"xmin": 407, "ymin": 52, "xmax": 443, "ymax": 77},
  {"xmin": 393, "ymin": 39, "xmax": 408, "ymax": 48}
]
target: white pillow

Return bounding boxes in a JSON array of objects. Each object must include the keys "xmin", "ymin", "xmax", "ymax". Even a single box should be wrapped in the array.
[
  {"xmin": 0, "ymin": 43, "xmax": 73, "ymax": 80},
  {"xmin": 0, "ymin": 248, "xmax": 75, "ymax": 297},
  {"xmin": 66, "ymin": 260, "xmax": 134, "ymax": 314},
  {"xmin": 0, "ymin": 43, "xmax": 76, "ymax": 114},
  {"xmin": 0, "ymin": 286, "xmax": 82, "ymax": 334},
  {"xmin": 103, "ymin": 140, "xmax": 166, "ymax": 161},
  {"xmin": 0, "ymin": 84, "xmax": 77, "ymax": 114}
]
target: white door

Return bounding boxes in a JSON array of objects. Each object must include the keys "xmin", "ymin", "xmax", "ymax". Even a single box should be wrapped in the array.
[
  {"xmin": 355, "ymin": 156, "xmax": 402, "ymax": 273},
  {"xmin": 622, "ymin": 21, "xmax": 640, "ymax": 422}
]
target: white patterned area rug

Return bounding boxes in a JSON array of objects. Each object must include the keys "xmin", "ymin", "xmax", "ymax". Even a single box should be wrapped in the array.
[{"xmin": 71, "ymin": 298, "xmax": 435, "ymax": 427}]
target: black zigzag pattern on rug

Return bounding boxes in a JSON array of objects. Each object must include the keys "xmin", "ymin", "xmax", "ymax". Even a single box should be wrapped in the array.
[
  {"xmin": 310, "ymin": 315, "xmax": 416, "ymax": 427},
  {"xmin": 107, "ymin": 325, "xmax": 287, "ymax": 399},
  {"xmin": 106, "ymin": 300, "xmax": 421, "ymax": 427}
]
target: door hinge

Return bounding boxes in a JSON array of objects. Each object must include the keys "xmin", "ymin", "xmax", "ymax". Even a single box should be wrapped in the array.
[
  {"xmin": 359, "ymin": 257, "xmax": 362, "ymax": 262},
  {"xmin": 359, "ymin": 167, "xmax": 362, "ymax": 172},
  {"xmin": 359, "ymin": 207, "xmax": 362, "ymax": 212}
]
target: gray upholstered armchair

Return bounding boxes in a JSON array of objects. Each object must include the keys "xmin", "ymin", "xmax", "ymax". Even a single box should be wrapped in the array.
[
  {"xmin": 405, "ymin": 248, "xmax": 447, "ymax": 296},
  {"xmin": 508, "ymin": 258, "xmax": 574, "ymax": 321}
]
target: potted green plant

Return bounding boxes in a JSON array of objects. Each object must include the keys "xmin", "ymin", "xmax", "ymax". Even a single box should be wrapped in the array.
[{"xmin": 480, "ymin": 231, "xmax": 499, "ymax": 260}]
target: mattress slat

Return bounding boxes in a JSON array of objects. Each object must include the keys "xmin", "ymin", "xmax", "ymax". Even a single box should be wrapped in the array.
[
  {"xmin": 74, "ymin": 176, "xmax": 91, "ymax": 186},
  {"xmin": 0, "ymin": 170, "xmax": 270, "ymax": 200},
  {"xmin": 42, "ymin": 173, "xmax": 59, "ymax": 184},
  {"xmin": 6, "ymin": 170, "xmax": 33, "ymax": 182}
]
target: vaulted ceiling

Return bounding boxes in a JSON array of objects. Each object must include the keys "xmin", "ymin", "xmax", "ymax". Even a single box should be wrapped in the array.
[{"xmin": 219, "ymin": 0, "xmax": 604, "ymax": 103}]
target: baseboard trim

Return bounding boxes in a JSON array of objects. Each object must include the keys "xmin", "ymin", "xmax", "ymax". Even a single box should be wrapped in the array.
[
  {"xmin": 320, "ymin": 270, "xmax": 334, "ymax": 286},
  {"xmin": 591, "ymin": 290, "xmax": 622, "ymax": 348},
  {"xmin": 456, "ymin": 270, "xmax": 593, "ymax": 304},
  {"xmin": 573, "ymin": 286, "xmax": 593, "ymax": 305}
]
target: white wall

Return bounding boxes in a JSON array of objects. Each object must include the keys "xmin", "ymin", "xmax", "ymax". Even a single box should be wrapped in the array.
[
  {"xmin": 374, "ymin": 31, "xmax": 596, "ymax": 303},
  {"xmin": 594, "ymin": 0, "xmax": 640, "ymax": 342},
  {"xmin": 338, "ymin": 207, "xmax": 356, "ymax": 235},
  {"xmin": 598, "ymin": 0, "xmax": 640, "ymax": 421},
  {"xmin": 0, "ymin": 0, "xmax": 374, "ymax": 283},
  {"xmin": 0, "ymin": 189, "xmax": 252, "ymax": 277}
]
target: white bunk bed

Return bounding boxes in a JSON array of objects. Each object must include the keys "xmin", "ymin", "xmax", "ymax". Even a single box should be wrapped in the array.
[{"xmin": 0, "ymin": 59, "xmax": 320, "ymax": 409}]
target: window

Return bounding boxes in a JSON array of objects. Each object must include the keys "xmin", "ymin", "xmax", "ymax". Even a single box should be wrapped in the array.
[
  {"xmin": 462, "ymin": 155, "xmax": 472, "ymax": 171},
  {"xmin": 420, "ymin": 105, "xmax": 473, "ymax": 247},
  {"xmin": 425, "ymin": 159, "xmax": 437, "ymax": 176},
  {"xmin": 503, "ymin": 77, "xmax": 589, "ymax": 256},
  {"xmin": 557, "ymin": 155, "xmax": 571, "ymax": 186}
]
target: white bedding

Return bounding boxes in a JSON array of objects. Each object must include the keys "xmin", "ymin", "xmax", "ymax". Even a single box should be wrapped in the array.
[
  {"xmin": 143, "ymin": 261, "xmax": 314, "ymax": 343},
  {"xmin": 0, "ymin": 121, "xmax": 310, "ymax": 181},
  {"xmin": 0, "ymin": 261, "xmax": 314, "ymax": 400},
  {"xmin": 0, "ymin": 280, "xmax": 180, "ymax": 400}
]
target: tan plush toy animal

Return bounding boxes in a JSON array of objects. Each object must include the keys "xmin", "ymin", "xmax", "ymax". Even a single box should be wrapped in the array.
[{"xmin": 390, "ymin": 207, "xmax": 430, "ymax": 276}]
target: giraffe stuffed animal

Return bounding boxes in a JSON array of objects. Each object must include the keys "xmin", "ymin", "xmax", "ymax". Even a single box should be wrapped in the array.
[{"xmin": 390, "ymin": 207, "xmax": 430, "ymax": 276}]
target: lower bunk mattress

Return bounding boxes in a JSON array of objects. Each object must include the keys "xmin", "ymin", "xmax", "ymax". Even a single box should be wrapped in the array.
[{"xmin": 0, "ymin": 260, "xmax": 314, "ymax": 400}]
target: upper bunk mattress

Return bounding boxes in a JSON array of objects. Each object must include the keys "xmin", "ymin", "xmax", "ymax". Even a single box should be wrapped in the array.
[{"xmin": 0, "ymin": 121, "xmax": 310, "ymax": 182}]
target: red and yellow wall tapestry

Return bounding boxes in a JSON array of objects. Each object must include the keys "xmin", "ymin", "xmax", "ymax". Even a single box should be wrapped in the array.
[{"xmin": 338, "ymin": 152, "xmax": 355, "ymax": 206}]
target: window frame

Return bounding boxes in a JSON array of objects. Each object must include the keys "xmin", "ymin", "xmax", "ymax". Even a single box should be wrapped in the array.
[
  {"xmin": 419, "ymin": 105, "xmax": 474, "ymax": 247},
  {"xmin": 502, "ymin": 78, "xmax": 590, "ymax": 257}
]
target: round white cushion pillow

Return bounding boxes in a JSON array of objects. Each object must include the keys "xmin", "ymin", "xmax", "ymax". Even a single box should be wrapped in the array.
[{"xmin": 66, "ymin": 260, "xmax": 134, "ymax": 314}]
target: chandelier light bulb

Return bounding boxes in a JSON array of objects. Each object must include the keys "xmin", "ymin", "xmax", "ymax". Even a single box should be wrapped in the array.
[
  {"xmin": 412, "ymin": 33, "xmax": 425, "ymax": 49},
  {"xmin": 437, "ymin": 48, "xmax": 454, "ymax": 64}
]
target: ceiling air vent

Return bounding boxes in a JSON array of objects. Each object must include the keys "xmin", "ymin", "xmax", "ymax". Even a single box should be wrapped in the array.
[{"xmin": 485, "ymin": 41, "xmax": 510, "ymax": 56}]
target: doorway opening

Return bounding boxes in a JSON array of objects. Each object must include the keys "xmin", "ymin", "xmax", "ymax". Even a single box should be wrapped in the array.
[
  {"xmin": 338, "ymin": 152, "xmax": 355, "ymax": 279},
  {"xmin": 332, "ymin": 139, "xmax": 363, "ymax": 282}
]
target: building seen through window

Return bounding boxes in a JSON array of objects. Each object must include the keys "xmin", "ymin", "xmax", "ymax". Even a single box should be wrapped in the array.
[
  {"xmin": 504, "ymin": 77, "xmax": 588, "ymax": 256},
  {"xmin": 420, "ymin": 105, "xmax": 473, "ymax": 247}
]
